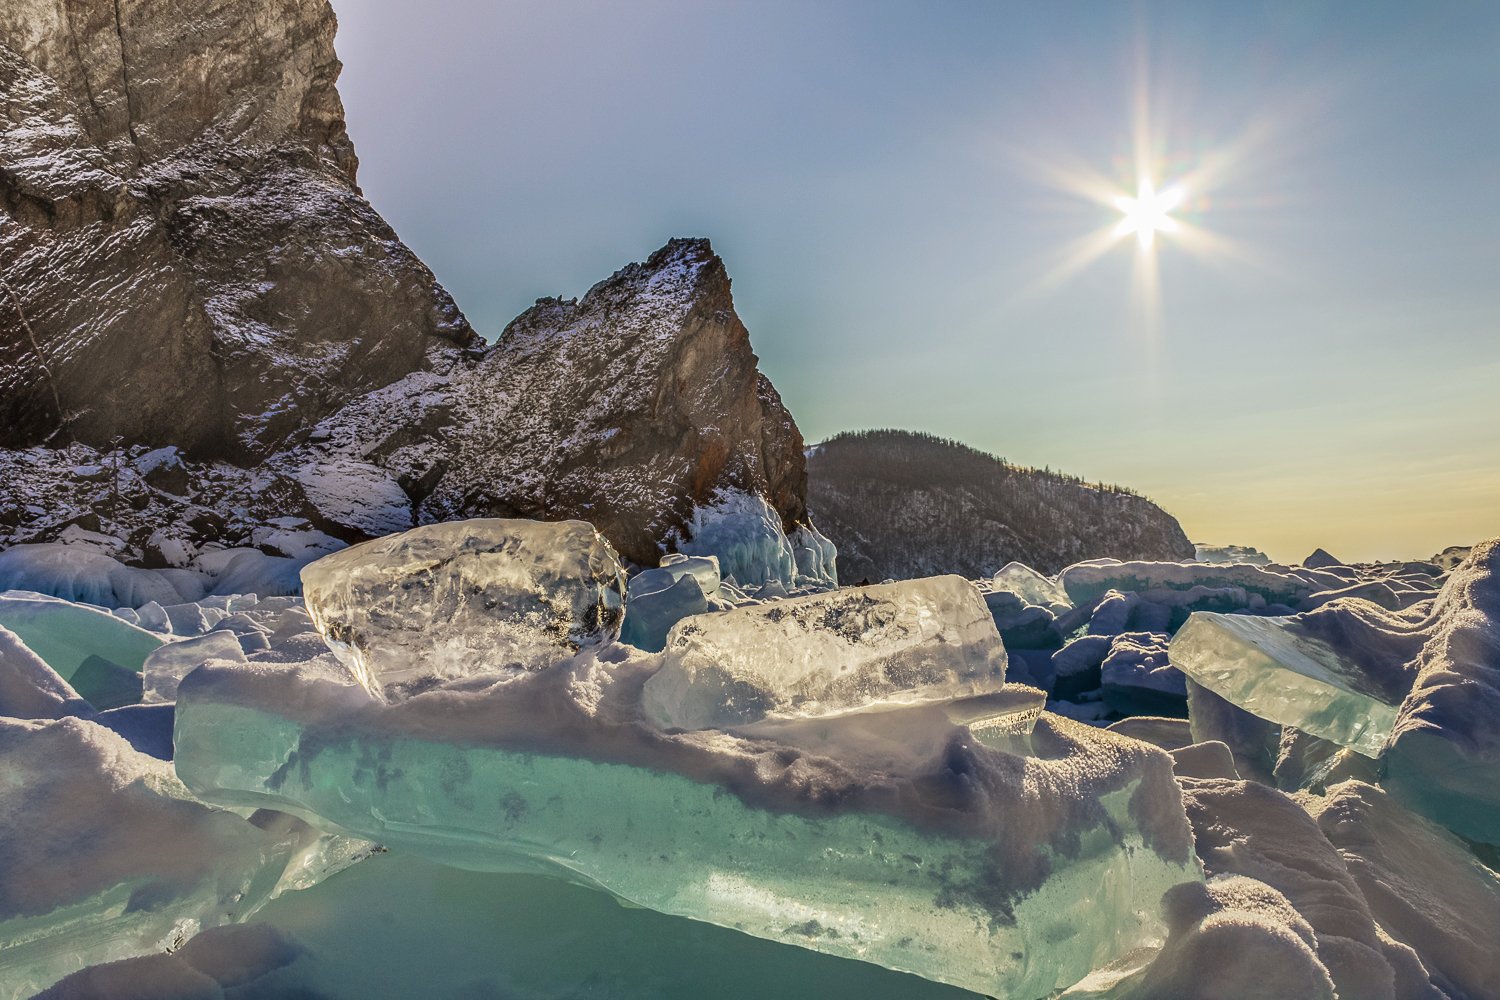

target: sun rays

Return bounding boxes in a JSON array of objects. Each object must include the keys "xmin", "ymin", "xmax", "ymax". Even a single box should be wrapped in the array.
[{"xmin": 1004, "ymin": 37, "xmax": 1274, "ymax": 338}]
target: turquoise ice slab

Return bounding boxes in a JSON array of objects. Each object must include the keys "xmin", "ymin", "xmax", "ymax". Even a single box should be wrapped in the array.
[
  {"xmin": 1170, "ymin": 612, "xmax": 1401, "ymax": 757},
  {"xmin": 0, "ymin": 592, "xmax": 163, "ymax": 709},
  {"xmin": 174, "ymin": 660, "xmax": 1200, "ymax": 999},
  {"xmin": 243, "ymin": 852, "xmax": 982, "ymax": 999}
]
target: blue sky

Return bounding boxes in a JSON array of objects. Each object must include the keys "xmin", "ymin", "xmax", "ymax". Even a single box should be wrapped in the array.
[{"xmin": 333, "ymin": 1, "xmax": 1500, "ymax": 563}]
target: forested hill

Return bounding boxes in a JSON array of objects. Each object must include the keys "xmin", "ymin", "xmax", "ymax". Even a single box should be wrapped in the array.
[{"xmin": 807, "ymin": 429, "xmax": 1194, "ymax": 583}]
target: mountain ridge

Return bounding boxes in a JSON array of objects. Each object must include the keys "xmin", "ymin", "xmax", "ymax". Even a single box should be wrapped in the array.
[{"xmin": 808, "ymin": 428, "xmax": 1194, "ymax": 582}]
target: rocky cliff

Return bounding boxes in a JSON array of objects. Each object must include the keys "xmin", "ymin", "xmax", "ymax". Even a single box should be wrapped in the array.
[
  {"xmin": 808, "ymin": 429, "xmax": 1194, "ymax": 582},
  {"xmin": 0, "ymin": 1, "xmax": 820, "ymax": 581},
  {"xmin": 0, "ymin": 0, "xmax": 474, "ymax": 458},
  {"xmin": 1, "ymin": 238, "xmax": 822, "ymax": 578},
  {"xmin": 273, "ymin": 238, "xmax": 813, "ymax": 567}
]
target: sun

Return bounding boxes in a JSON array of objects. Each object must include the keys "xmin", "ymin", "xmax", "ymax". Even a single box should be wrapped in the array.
[{"xmin": 1114, "ymin": 179, "xmax": 1183, "ymax": 250}]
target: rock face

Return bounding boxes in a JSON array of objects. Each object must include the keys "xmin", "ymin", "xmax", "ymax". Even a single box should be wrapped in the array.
[
  {"xmin": 0, "ymin": 0, "xmax": 475, "ymax": 458},
  {"xmin": 284, "ymin": 238, "xmax": 813, "ymax": 567},
  {"xmin": 807, "ymin": 429, "xmax": 1194, "ymax": 582},
  {"xmin": 0, "ymin": 0, "xmax": 810, "ymax": 570},
  {"xmin": 0, "ymin": 238, "xmax": 818, "ymax": 574}
]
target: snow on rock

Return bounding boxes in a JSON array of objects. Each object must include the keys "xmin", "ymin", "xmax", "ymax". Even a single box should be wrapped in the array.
[
  {"xmin": 173, "ymin": 654, "xmax": 1199, "ymax": 1000},
  {"xmin": 277, "ymin": 238, "xmax": 817, "ymax": 571},
  {"xmin": 1303, "ymin": 548, "xmax": 1345, "ymax": 569},
  {"xmin": 0, "ymin": 0, "xmax": 476, "ymax": 456},
  {"xmin": 0, "ymin": 716, "xmax": 339, "ymax": 1000},
  {"xmin": 0, "ymin": 592, "xmax": 163, "ymax": 709},
  {"xmin": 301, "ymin": 519, "xmax": 626, "ymax": 701},
  {"xmin": 805, "ymin": 430, "xmax": 1194, "ymax": 583},
  {"xmin": 290, "ymin": 459, "xmax": 414, "ymax": 539},
  {"xmin": 641, "ymin": 575, "xmax": 1007, "ymax": 729}
]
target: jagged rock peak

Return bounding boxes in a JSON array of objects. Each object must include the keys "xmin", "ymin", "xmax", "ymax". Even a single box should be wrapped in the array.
[
  {"xmin": 1303, "ymin": 548, "xmax": 1344, "ymax": 569},
  {"xmin": 1, "ymin": 0, "xmax": 475, "ymax": 458},
  {"xmin": 430, "ymin": 235, "xmax": 810, "ymax": 564},
  {"xmin": 269, "ymin": 236, "xmax": 811, "ymax": 568}
]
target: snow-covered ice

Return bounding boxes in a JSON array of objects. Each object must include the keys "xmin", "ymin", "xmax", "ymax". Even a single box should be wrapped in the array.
[
  {"xmin": 0, "ymin": 716, "xmax": 358, "ymax": 1000},
  {"xmin": 173, "ymin": 654, "xmax": 1199, "ymax": 999},
  {"xmin": 141, "ymin": 629, "xmax": 248, "ymax": 703}
]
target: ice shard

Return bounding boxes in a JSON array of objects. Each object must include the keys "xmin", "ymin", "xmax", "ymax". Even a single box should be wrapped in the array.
[
  {"xmin": 0, "ymin": 592, "xmax": 164, "ymax": 710},
  {"xmin": 990, "ymin": 562, "xmax": 1071, "ymax": 612},
  {"xmin": 641, "ymin": 575, "xmax": 1007, "ymax": 730},
  {"xmin": 620, "ymin": 556, "xmax": 719, "ymax": 653},
  {"xmin": 300, "ymin": 519, "xmax": 626, "ymax": 700},
  {"xmin": 1169, "ymin": 612, "xmax": 1409, "ymax": 757},
  {"xmin": 174, "ymin": 657, "xmax": 1201, "ymax": 999},
  {"xmin": 141, "ymin": 629, "xmax": 249, "ymax": 703}
]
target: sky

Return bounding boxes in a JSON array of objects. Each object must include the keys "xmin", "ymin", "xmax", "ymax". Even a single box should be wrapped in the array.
[{"xmin": 332, "ymin": 1, "xmax": 1500, "ymax": 564}]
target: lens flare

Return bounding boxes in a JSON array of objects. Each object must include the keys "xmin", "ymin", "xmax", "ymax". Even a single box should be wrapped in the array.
[{"xmin": 1114, "ymin": 180, "xmax": 1183, "ymax": 250}]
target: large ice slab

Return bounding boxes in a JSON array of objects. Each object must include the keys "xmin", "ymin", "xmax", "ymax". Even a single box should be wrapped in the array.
[
  {"xmin": 174, "ymin": 657, "xmax": 1200, "ymax": 999},
  {"xmin": 0, "ymin": 592, "xmax": 165, "ymax": 710},
  {"xmin": 301, "ymin": 518, "xmax": 626, "ymax": 700},
  {"xmin": 641, "ymin": 575, "xmax": 1007, "ymax": 729},
  {"xmin": 1169, "ymin": 612, "xmax": 1409, "ymax": 757},
  {"xmin": 1060, "ymin": 559, "xmax": 1316, "ymax": 608},
  {"xmin": 0, "ymin": 716, "xmax": 351, "ymax": 1000}
]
